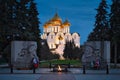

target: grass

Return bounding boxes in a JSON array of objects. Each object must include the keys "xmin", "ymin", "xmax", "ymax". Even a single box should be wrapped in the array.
[{"xmin": 39, "ymin": 59, "xmax": 82, "ymax": 68}]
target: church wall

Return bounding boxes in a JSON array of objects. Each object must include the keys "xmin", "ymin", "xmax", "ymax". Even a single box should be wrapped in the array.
[
  {"xmin": 72, "ymin": 33, "xmax": 80, "ymax": 47},
  {"xmin": 54, "ymin": 26, "xmax": 57, "ymax": 32},
  {"xmin": 65, "ymin": 33, "xmax": 72, "ymax": 41}
]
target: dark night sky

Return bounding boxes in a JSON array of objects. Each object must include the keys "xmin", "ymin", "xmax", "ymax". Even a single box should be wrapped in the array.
[{"xmin": 35, "ymin": 0, "xmax": 112, "ymax": 45}]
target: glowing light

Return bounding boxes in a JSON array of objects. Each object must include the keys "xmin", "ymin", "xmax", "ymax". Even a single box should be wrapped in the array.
[{"xmin": 58, "ymin": 65, "xmax": 62, "ymax": 71}]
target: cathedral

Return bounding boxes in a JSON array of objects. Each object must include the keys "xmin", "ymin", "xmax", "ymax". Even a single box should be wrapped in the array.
[{"xmin": 41, "ymin": 13, "xmax": 80, "ymax": 55}]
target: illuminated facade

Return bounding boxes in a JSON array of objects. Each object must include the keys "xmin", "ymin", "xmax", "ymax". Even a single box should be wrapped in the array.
[{"xmin": 41, "ymin": 13, "xmax": 80, "ymax": 53}]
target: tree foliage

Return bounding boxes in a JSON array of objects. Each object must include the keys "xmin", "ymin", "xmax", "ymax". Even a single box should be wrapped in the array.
[
  {"xmin": 109, "ymin": 0, "xmax": 120, "ymax": 63},
  {"xmin": 63, "ymin": 41, "xmax": 81, "ymax": 60},
  {"xmin": 0, "ymin": 0, "xmax": 41, "ymax": 62},
  {"xmin": 40, "ymin": 40, "xmax": 59, "ymax": 60},
  {"xmin": 88, "ymin": 0, "xmax": 110, "ymax": 41},
  {"xmin": 87, "ymin": 0, "xmax": 120, "ymax": 63},
  {"xmin": 110, "ymin": 0, "xmax": 120, "ymax": 42}
]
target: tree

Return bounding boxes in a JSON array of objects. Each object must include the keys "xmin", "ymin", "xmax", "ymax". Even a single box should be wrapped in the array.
[
  {"xmin": 63, "ymin": 41, "xmax": 70, "ymax": 59},
  {"xmin": 64, "ymin": 41, "xmax": 82, "ymax": 60},
  {"xmin": 0, "ymin": 0, "xmax": 16, "ymax": 62},
  {"xmin": 110, "ymin": 0, "xmax": 120, "ymax": 65},
  {"xmin": 15, "ymin": 0, "xmax": 30, "ymax": 40},
  {"xmin": 40, "ymin": 40, "xmax": 51, "ymax": 60},
  {"xmin": 63, "ymin": 41, "xmax": 76, "ymax": 59},
  {"xmin": 88, "ymin": 0, "xmax": 110, "ymax": 41},
  {"xmin": 73, "ymin": 46, "xmax": 81, "ymax": 59},
  {"xmin": 87, "ymin": 0, "xmax": 110, "ymax": 59},
  {"xmin": 0, "ymin": 0, "xmax": 41, "ymax": 62},
  {"xmin": 28, "ymin": 0, "xmax": 41, "ymax": 56},
  {"xmin": 0, "ymin": 0, "xmax": 8, "ymax": 52},
  {"xmin": 40, "ymin": 40, "xmax": 59, "ymax": 60}
]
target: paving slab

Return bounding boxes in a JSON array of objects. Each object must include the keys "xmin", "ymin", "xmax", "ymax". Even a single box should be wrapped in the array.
[
  {"xmin": 0, "ymin": 74, "xmax": 40, "ymax": 80},
  {"xmin": 37, "ymin": 73, "xmax": 75, "ymax": 80},
  {"xmin": 75, "ymin": 74, "xmax": 120, "ymax": 80}
]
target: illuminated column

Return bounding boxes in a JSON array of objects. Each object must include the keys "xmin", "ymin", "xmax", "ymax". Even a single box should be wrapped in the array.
[
  {"xmin": 50, "ymin": 26, "xmax": 52, "ymax": 32},
  {"xmin": 68, "ymin": 27, "xmax": 70, "ymax": 33},
  {"xmin": 55, "ymin": 26, "xmax": 57, "ymax": 32},
  {"xmin": 67, "ymin": 27, "xmax": 69, "ymax": 33},
  {"xmin": 58, "ymin": 26, "xmax": 60, "ymax": 32},
  {"xmin": 65, "ymin": 27, "xmax": 67, "ymax": 33},
  {"xmin": 63, "ymin": 28, "xmax": 65, "ymax": 33},
  {"xmin": 48, "ymin": 27, "xmax": 50, "ymax": 32},
  {"xmin": 47, "ymin": 27, "xmax": 48, "ymax": 32}
]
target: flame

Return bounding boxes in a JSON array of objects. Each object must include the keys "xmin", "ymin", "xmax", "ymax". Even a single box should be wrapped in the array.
[{"xmin": 58, "ymin": 65, "xmax": 62, "ymax": 71}]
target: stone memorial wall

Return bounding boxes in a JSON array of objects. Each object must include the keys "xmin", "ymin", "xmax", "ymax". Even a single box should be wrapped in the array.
[{"xmin": 11, "ymin": 41, "xmax": 38, "ymax": 69}]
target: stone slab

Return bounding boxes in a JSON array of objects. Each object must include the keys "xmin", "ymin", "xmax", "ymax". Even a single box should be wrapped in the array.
[{"xmin": 37, "ymin": 73, "xmax": 76, "ymax": 80}]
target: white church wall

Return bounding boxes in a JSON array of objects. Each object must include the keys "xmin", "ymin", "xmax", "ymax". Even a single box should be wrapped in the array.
[
  {"xmin": 65, "ymin": 33, "xmax": 72, "ymax": 41},
  {"xmin": 48, "ymin": 43, "xmax": 56, "ymax": 49},
  {"xmin": 72, "ymin": 33, "xmax": 80, "ymax": 47},
  {"xmin": 47, "ymin": 32, "xmax": 55, "ymax": 43},
  {"xmin": 55, "ymin": 32, "xmax": 65, "ymax": 44}
]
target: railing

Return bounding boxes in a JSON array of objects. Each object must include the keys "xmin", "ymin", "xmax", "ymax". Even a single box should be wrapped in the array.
[
  {"xmin": 0, "ymin": 62, "xmax": 120, "ymax": 74},
  {"xmin": 82, "ymin": 62, "xmax": 108, "ymax": 69},
  {"xmin": 82, "ymin": 63, "xmax": 109, "ymax": 74}
]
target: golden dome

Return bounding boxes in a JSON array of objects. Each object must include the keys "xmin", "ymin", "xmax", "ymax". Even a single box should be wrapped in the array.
[
  {"xmin": 51, "ymin": 13, "xmax": 62, "ymax": 24},
  {"xmin": 63, "ymin": 19, "xmax": 70, "ymax": 27},
  {"xmin": 47, "ymin": 20, "xmax": 53, "ymax": 26},
  {"xmin": 60, "ymin": 24, "xmax": 64, "ymax": 28},
  {"xmin": 43, "ymin": 20, "xmax": 53, "ymax": 28},
  {"xmin": 43, "ymin": 22, "xmax": 48, "ymax": 28}
]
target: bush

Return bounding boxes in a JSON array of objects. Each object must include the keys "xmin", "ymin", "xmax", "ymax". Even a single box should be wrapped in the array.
[{"xmin": 0, "ymin": 57, "xmax": 7, "ymax": 64}]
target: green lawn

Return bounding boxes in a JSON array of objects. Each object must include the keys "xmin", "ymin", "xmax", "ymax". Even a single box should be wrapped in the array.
[{"xmin": 39, "ymin": 59, "xmax": 82, "ymax": 68}]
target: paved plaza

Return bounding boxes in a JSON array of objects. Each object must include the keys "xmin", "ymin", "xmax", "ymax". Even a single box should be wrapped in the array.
[
  {"xmin": 0, "ymin": 72, "xmax": 120, "ymax": 80},
  {"xmin": 0, "ymin": 68, "xmax": 120, "ymax": 80}
]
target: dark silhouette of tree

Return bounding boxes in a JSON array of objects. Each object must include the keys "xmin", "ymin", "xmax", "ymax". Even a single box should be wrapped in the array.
[
  {"xmin": 87, "ymin": 0, "xmax": 110, "ymax": 60},
  {"xmin": 63, "ymin": 41, "xmax": 70, "ymax": 59},
  {"xmin": 0, "ymin": 0, "xmax": 8, "ymax": 52},
  {"xmin": 63, "ymin": 41, "xmax": 73, "ymax": 59},
  {"xmin": 0, "ymin": 0, "xmax": 41, "ymax": 62},
  {"xmin": 30, "ymin": 0, "xmax": 40, "ymax": 38},
  {"xmin": 0, "ymin": 0, "xmax": 16, "ymax": 62},
  {"xmin": 28, "ymin": 0, "xmax": 41, "ymax": 57},
  {"xmin": 15, "ymin": 0, "xmax": 31, "ymax": 40},
  {"xmin": 40, "ymin": 40, "xmax": 51, "ymax": 60},
  {"xmin": 63, "ymin": 41, "xmax": 80, "ymax": 60},
  {"xmin": 40, "ymin": 40, "xmax": 59, "ymax": 60},
  {"xmin": 73, "ymin": 46, "xmax": 81, "ymax": 59},
  {"xmin": 110, "ymin": 0, "xmax": 120, "ymax": 64},
  {"xmin": 88, "ymin": 0, "xmax": 110, "ymax": 41}
]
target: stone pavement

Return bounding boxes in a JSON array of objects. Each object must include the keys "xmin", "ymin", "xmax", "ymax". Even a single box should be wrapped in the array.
[
  {"xmin": 75, "ymin": 74, "xmax": 120, "ymax": 80},
  {"xmin": 37, "ymin": 73, "xmax": 76, "ymax": 80},
  {"xmin": 0, "ymin": 74, "xmax": 40, "ymax": 80},
  {"xmin": 0, "ymin": 73, "xmax": 120, "ymax": 80}
]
